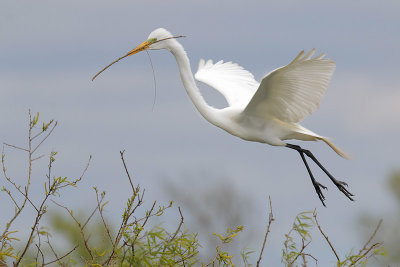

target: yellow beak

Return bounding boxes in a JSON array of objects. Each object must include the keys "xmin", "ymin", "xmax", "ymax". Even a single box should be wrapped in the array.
[
  {"xmin": 126, "ymin": 40, "xmax": 152, "ymax": 56},
  {"xmin": 92, "ymin": 35, "xmax": 184, "ymax": 81},
  {"xmin": 91, "ymin": 40, "xmax": 152, "ymax": 81}
]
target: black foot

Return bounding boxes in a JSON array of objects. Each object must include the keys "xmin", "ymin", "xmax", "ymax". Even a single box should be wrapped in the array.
[
  {"xmin": 312, "ymin": 180, "xmax": 328, "ymax": 207},
  {"xmin": 298, "ymin": 150, "xmax": 327, "ymax": 206},
  {"xmin": 286, "ymin": 143, "xmax": 354, "ymax": 205}
]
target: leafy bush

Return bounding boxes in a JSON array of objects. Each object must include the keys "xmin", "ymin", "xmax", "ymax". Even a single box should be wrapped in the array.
[{"xmin": 0, "ymin": 112, "xmax": 386, "ymax": 266}]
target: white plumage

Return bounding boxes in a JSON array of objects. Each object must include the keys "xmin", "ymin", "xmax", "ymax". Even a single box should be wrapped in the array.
[
  {"xmin": 245, "ymin": 49, "xmax": 335, "ymax": 123},
  {"xmin": 92, "ymin": 28, "xmax": 354, "ymax": 206},
  {"xmin": 195, "ymin": 59, "xmax": 259, "ymax": 108}
]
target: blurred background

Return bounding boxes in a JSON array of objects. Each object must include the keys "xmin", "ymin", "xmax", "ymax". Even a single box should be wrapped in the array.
[{"xmin": 1, "ymin": 0, "xmax": 399, "ymax": 265}]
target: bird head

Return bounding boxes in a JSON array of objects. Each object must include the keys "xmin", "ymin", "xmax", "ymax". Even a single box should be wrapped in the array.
[{"xmin": 92, "ymin": 28, "xmax": 185, "ymax": 81}]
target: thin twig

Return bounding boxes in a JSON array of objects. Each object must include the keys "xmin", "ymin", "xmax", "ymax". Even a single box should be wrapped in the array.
[
  {"xmin": 256, "ymin": 196, "xmax": 274, "ymax": 267},
  {"xmin": 2, "ymin": 168, "xmax": 39, "ymax": 212},
  {"xmin": 350, "ymin": 242, "xmax": 383, "ymax": 266},
  {"xmin": 302, "ymin": 253, "xmax": 318, "ymax": 265},
  {"xmin": 359, "ymin": 219, "xmax": 382, "ymax": 253},
  {"xmin": 56, "ymin": 155, "xmax": 92, "ymax": 190},
  {"xmin": 43, "ymin": 245, "xmax": 78, "ymax": 266},
  {"xmin": 95, "ymin": 189, "xmax": 113, "ymax": 245},
  {"xmin": 289, "ymin": 239, "xmax": 312, "ymax": 266},
  {"xmin": 31, "ymin": 154, "xmax": 46, "ymax": 161},
  {"xmin": 126, "ymin": 200, "xmax": 157, "ymax": 247},
  {"xmin": 16, "ymin": 197, "xmax": 49, "ymax": 265},
  {"xmin": 170, "ymin": 207, "xmax": 184, "ymax": 242},
  {"xmin": 2, "ymin": 187, "xmax": 20, "ymax": 210},
  {"xmin": 157, "ymin": 207, "xmax": 185, "ymax": 267},
  {"xmin": 105, "ymin": 151, "xmax": 140, "ymax": 265},
  {"xmin": 349, "ymin": 219, "xmax": 383, "ymax": 266},
  {"xmin": 313, "ymin": 210, "xmax": 340, "ymax": 262},
  {"xmin": 3, "ymin": 143, "xmax": 28, "ymax": 152},
  {"xmin": 31, "ymin": 120, "xmax": 54, "ymax": 141},
  {"xmin": 51, "ymin": 200, "xmax": 97, "ymax": 260},
  {"xmin": 120, "ymin": 150, "xmax": 135, "ymax": 193},
  {"xmin": 46, "ymin": 234, "xmax": 61, "ymax": 265},
  {"xmin": 174, "ymin": 251, "xmax": 198, "ymax": 264},
  {"xmin": 35, "ymin": 244, "xmax": 45, "ymax": 267},
  {"xmin": 31, "ymin": 121, "xmax": 57, "ymax": 154}
]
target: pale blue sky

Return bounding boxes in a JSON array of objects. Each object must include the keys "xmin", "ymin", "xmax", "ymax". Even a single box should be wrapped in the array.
[{"xmin": 1, "ymin": 0, "xmax": 399, "ymax": 265}]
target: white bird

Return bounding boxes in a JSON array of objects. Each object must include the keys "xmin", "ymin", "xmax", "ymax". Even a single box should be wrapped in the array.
[{"xmin": 92, "ymin": 28, "xmax": 354, "ymax": 206}]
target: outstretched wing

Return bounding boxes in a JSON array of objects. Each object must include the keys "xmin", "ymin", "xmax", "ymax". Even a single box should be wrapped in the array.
[
  {"xmin": 243, "ymin": 49, "xmax": 336, "ymax": 123},
  {"xmin": 195, "ymin": 59, "xmax": 259, "ymax": 108}
]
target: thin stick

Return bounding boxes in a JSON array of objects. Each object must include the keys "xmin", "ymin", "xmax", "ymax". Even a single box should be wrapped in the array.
[
  {"xmin": 32, "ymin": 121, "xmax": 57, "ymax": 154},
  {"xmin": 349, "ymin": 219, "xmax": 383, "ymax": 266},
  {"xmin": 158, "ymin": 207, "xmax": 184, "ymax": 267},
  {"xmin": 289, "ymin": 239, "xmax": 312, "ymax": 265},
  {"xmin": 313, "ymin": 210, "xmax": 340, "ymax": 262},
  {"xmin": 350, "ymin": 242, "xmax": 383, "ymax": 266},
  {"xmin": 91, "ymin": 35, "xmax": 185, "ymax": 81},
  {"xmin": 96, "ymin": 190, "xmax": 113, "ymax": 245},
  {"xmin": 43, "ymin": 245, "xmax": 78, "ymax": 266},
  {"xmin": 359, "ymin": 219, "xmax": 382, "ymax": 253},
  {"xmin": 256, "ymin": 196, "xmax": 274, "ymax": 267},
  {"xmin": 169, "ymin": 207, "xmax": 184, "ymax": 242},
  {"xmin": 51, "ymin": 200, "xmax": 97, "ymax": 259},
  {"xmin": 92, "ymin": 54, "xmax": 130, "ymax": 81},
  {"xmin": 3, "ymin": 142, "xmax": 28, "ymax": 152},
  {"xmin": 120, "ymin": 150, "xmax": 135, "ymax": 193}
]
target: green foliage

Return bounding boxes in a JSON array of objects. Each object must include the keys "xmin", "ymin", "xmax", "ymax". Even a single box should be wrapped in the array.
[
  {"xmin": 281, "ymin": 211, "xmax": 386, "ymax": 267},
  {"xmin": 0, "ymin": 112, "xmax": 389, "ymax": 266},
  {"xmin": 282, "ymin": 211, "xmax": 315, "ymax": 266},
  {"xmin": 240, "ymin": 248, "xmax": 255, "ymax": 267},
  {"xmin": 203, "ymin": 226, "xmax": 245, "ymax": 266},
  {"xmin": 119, "ymin": 225, "xmax": 199, "ymax": 266}
]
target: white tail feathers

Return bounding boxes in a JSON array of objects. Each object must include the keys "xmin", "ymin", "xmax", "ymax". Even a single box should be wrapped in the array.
[{"xmin": 318, "ymin": 137, "xmax": 351, "ymax": 160}]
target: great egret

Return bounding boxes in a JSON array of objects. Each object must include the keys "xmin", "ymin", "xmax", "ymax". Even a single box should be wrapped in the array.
[{"xmin": 92, "ymin": 28, "xmax": 354, "ymax": 206}]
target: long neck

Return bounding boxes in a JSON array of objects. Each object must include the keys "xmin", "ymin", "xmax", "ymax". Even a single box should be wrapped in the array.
[{"xmin": 169, "ymin": 41, "xmax": 219, "ymax": 124}]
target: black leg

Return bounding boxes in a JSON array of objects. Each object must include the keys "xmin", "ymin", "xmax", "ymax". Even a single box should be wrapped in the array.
[
  {"xmin": 286, "ymin": 143, "xmax": 354, "ymax": 204},
  {"xmin": 298, "ymin": 150, "xmax": 327, "ymax": 206}
]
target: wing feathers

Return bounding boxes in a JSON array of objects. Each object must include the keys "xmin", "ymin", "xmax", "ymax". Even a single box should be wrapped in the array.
[
  {"xmin": 195, "ymin": 59, "xmax": 259, "ymax": 107},
  {"xmin": 290, "ymin": 50, "xmax": 305, "ymax": 64},
  {"xmin": 303, "ymin": 48, "xmax": 316, "ymax": 60},
  {"xmin": 244, "ymin": 49, "xmax": 335, "ymax": 123}
]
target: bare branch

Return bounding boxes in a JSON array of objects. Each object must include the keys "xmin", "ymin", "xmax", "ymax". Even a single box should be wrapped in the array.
[
  {"xmin": 170, "ymin": 207, "xmax": 184, "ymax": 242},
  {"xmin": 16, "ymin": 199, "xmax": 48, "ymax": 265},
  {"xmin": 43, "ymin": 244, "xmax": 79, "ymax": 266},
  {"xmin": 351, "ymin": 242, "xmax": 383, "ymax": 266},
  {"xmin": 157, "ymin": 207, "xmax": 185, "ymax": 266},
  {"xmin": 256, "ymin": 196, "xmax": 274, "ymax": 267},
  {"xmin": 45, "ymin": 234, "xmax": 61, "ymax": 265},
  {"xmin": 31, "ymin": 120, "xmax": 54, "ymax": 141},
  {"xmin": 359, "ymin": 219, "xmax": 382, "ymax": 254},
  {"xmin": 35, "ymin": 244, "xmax": 45, "ymax": 267},
  {"xmin": 120, "ymin": 150, "xmax": 135, "ymax": 193},
  {"xmin": 2, "ymin": 187, "xmax": 20, "ymax": 210},
  {"xmin": 3, "ymin": 142, "xmax": 28, "ymax": 152},
  {"xmin": 32, "ymin": 154, "xmax": 46, "ymax": 162},
  {"xmin": 32, "ymin": 121, "xmax": 57, "ymax": 154},
  {"xmin": 51, "ymin": 200, "xmax": 96, "ymax": 260},
  {"xmin": 302, "ymin": 253, "xmax": 318, "ymax": 265},
  {"xmin": 134, "ymin": 201, "xmax": 156, "ymax": 237},
  {"xmin": 104, "ymin": 151, "xmax": 141, "ymax": 265},
  {"xmin": 56, "ymin": 155, "xmax": 92, "ymax": 190},
  {"xmin": 95, "ymin": 189, "xmax": 113, "ymax": 246},
  {"xmin": 349, "ymin": 219, "xmax": 383, "ymax": 266},
  {"xmin": 289, "ymin": 239, "xmax": 312, "ymax": 265},
  {"xmin": 313, "ymin": 210, "xmax": 340, "ymax": 262}
]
